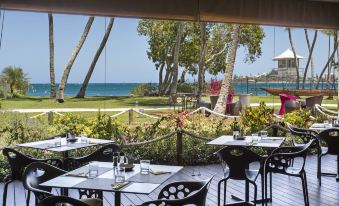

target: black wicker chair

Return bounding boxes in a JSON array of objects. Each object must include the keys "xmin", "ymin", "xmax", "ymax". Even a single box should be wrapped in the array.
[
  {"xmin": 2, "ymin": 147, "xmax": 62, "ymax": 206},
  {"xmin": 64, "ymin": 143, "xmax": 120, "ymax": 199},
  {"xmin": 316, "ymin": 128, "xmax": 339, "ymax": 184},
  {"xmin": 37, "ymin": 195, "xmax": 103, "ymax": 206},
  {"xmin": 216, "ymin": 146, "xmax": 265, "ymax": 206},
  {"xmin": 286, "ymin": 122, "xmax": 318, "ymax": 146},
  {"xmin": 23, "ymin": 162, "xmax": 103, "ymax": 206},
  {"xmin": 139, "ymin": 177, "xmax": 213, "ymax": 206},
  {"xmin": 64, "ymin": 143, "xmax": 120, "ymax": 171},
  {"xmin": 22, "ymin": 162, "xmax": 66, "ymax": 205},
  {"xmin": 264, "ymin": 139, "xmax": 317, "ymax": 206}
]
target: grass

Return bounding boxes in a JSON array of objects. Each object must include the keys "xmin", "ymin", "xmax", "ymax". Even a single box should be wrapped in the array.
[
  {"xmin": 0, "ymin": 96, "xmax": 169, "ymax": 109},
  {"xmin": 0, "ymin": 95, "xmax": 337, "ymax": 110}
]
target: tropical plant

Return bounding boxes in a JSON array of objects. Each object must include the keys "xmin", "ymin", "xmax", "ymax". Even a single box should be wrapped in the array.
[
  {"xmin": 76, "ymin": 18, "xmax": 115, "ymax": 98},
  {"xmin": 57, "ymin": 17, "xmax": 95, "ymax": 102},
  {"xmin": 283, "ymin": 109, "xmax": 314, "ymax": 128},
  {"xmin": 240, "ymin": 102, "xmax": 274, "ymax": 134},
  {"xmin": 0, "ymin": 66, "xmax": 29, "ymax": 96}
]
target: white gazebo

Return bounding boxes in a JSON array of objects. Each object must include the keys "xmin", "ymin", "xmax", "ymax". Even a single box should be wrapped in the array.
[{"xmin": 273, "ymin": 49, "xmax": 304, "ymax": 80}]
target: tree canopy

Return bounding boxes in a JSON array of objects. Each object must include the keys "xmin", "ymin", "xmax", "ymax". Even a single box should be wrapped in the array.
[{"xmin": 137, "ymin": 20, "xmax": 265, "ymax": 95}]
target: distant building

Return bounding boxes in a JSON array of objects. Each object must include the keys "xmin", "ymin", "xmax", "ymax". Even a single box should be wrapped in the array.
[{"xmin": 273, "ymin": 49, "xmax": 304, "ymax": 80}]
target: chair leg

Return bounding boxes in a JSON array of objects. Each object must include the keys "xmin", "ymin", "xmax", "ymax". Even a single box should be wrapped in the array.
[
  {"xmin": 318, "ymin": 155, "xmax": 322, "ymax": 185},
  {"xmin": 301, "ymin": 172, "xmax": 309, "ymax": 206},
  {"xmin": 265, "ymin": 173, "xmax": 268, "ymax": 206},
  {"xmin": 269, "ymin": 172, "xmax": 272, "ymax": 200},
  {"xmin": 303, "ymin": 172, "xmax": 310, "ymax": 206},
  {"xmin": 223, "ymin": 180, "xmax": 227, "ymax": 206},
  {"xmin": 3, "ymin": 180, "xmax": 13, "ymax": 206},
  {"xmin": 25, "ymin": 190, "xmax": 31, "ymax": 206},
  {"xmin": 261, "ymin": 174, "xmax": 265, "ymax": 206}
]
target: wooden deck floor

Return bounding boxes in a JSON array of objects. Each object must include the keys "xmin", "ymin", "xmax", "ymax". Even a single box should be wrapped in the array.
[{"xmin": 0, "ymin": 154, "xmax": 338, "ymax": 206}]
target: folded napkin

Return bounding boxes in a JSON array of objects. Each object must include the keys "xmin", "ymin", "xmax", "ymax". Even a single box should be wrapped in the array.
[
  {"xmin": 150, "ymin": 169, "xmax": 172, "ymax": 175},
  {"xmin": 111, "ymin": 182, "xmax": 130, "ymax": 190},
  {"xmin": 65, "ymin": 172, "xmax": 88, "ymax": 178}
]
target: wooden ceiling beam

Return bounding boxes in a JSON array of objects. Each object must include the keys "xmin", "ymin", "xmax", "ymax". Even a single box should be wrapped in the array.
[{"xmin": 0, "ymin": 0, "xmax": 338, "ymax": 29}]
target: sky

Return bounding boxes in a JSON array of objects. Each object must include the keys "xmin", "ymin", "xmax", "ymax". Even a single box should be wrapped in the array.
[{"xmin": 0, "ymin": 10, "xmax": 336, "ymax": 83}]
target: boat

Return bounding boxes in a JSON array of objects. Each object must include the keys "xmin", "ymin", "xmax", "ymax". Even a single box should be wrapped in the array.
[{"xmin": 260, "ymin": 87, "xmax": 336, "ymax": 96}]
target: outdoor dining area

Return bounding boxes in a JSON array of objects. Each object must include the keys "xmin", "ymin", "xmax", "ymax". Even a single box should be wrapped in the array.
[{"xmin": 0, "ymin": 118, "xmax": 338, "ymax": 206}]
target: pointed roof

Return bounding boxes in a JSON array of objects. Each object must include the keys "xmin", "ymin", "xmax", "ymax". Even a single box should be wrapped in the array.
[{"xmin": 273, "ymin": 49, "xmax": 303, "ymax": 60}]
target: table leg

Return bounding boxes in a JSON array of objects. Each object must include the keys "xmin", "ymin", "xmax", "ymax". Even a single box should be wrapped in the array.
[
  {"xmin": 62, "ymin": 151, "xmax": 69, "ymax": 196},
  {"xmin": 115, "ymin": 192, "xmax": 121, "ymax": 206}
]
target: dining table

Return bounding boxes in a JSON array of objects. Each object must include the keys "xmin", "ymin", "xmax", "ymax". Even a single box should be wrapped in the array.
[
  {"xmin": 40, "ymin": 161, "xmax": 183, "ymax": 206},
  {"xmin": 17, "ymin": 137, "xmax": 113, "ymax": 160},
  {"xmin": 207, "ymin": 135, "xmax": 285, "ymax": 148}
]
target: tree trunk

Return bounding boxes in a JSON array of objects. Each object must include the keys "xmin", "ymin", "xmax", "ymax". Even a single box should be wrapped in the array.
[
  {"xmin": 76, "ymin": 18, "xmax": 114, "ymax": 98},
  {"xmin": 158, "ymin": 63, "xmax": 165, "ymax": 95},
  {"xmin": 179, "ymin": 68, "xmax": 187, "ymax": 83},
  {"xmin": 169, "ymin": 22, "xmax": 184, "ymax": 96},
  {"xmin": 316, "ymin": 38, "xmax": 339, "ymax": 89},
  {"xmin": 48, "ymin": 13, "xmax": 56, "ymax": 98},
  {"xmin": 57, "ymin": 16, "xmax": 95, "ymax": 101},
  {"xmin": 197, "ymin": 22, "xmax": 207, "ymax": 104},
  {"xmin": 303, "ymin": 29, "xmax": 317, "ymax": 89},
  {"xmin": 160, "ymin": 64, "xmax": 171, "ymax": 95},
  {"xmin": 288, "ymin": 28, "xmax": 300, "ymax": 89},
  {"xmin": 213, "ymin": 24, "xmax": 240, "ymax": 114}
]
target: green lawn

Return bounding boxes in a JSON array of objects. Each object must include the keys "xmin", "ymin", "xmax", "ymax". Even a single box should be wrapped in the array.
[
  {"xmin": 0, "ymin": 96, "xmax": 169, "ymax": 109},
  {"xmin": 0, "ymin": 95, "xmax": 337, "ymax": 109}
]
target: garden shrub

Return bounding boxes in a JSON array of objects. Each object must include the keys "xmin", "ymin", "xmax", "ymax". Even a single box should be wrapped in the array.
[
  {"xmin": 131, "ymin": 84, "xmax": 157, "ymax": 96},
  {"xmin": 240, "ymin": 102, "xmax": 274, "ymax": 134},
  {"xmin": 177, "ymin": 83, "xmax": 196, "ymax": 93},
  {"xmin": 283, "ymin": 108, "xmax": 314, "ymax": 128}
]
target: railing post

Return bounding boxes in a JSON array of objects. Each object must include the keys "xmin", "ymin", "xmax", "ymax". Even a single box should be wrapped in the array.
[
  {"xmin": 48, "ymin": 111, "xmax": 53, "ymax": 123},
  {"xmin": 176, "ymin": 130, "xmax": 183, "ymax": 166},
  {"xmin": 201, "ymin": 107, "xmax": 205, "ymax": 115},
  {"xmin": 128, "ymin": 109, "xmax": 134, "ymax": 125}
]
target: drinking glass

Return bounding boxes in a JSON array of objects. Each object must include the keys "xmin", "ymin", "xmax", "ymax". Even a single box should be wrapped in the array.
[
  {"xmin": 260, "ymin": 130, "xmax": 268, "ymax": 139},
  {"xmin": 233, "ymin": 131, "xmax": 240, "ymax": 139},
  {"xmin": 114, "ymin": 166, "xmax": 126, "ymax": 183},
  {"xmin": 88, "ymin": 162, "xmax": 99, "ymax": 179},
  {"xmin": 324, "ymin": 120, "xmax": 330, "ymax": 128},
  {"xmin": 246, "ymin": 136, "xmax": 253, "ymax": 145},
  {"xmin": 54, "ymin": 137, "xmax": 61, "ymax": 147},
  {"xmin": 252, "ymin": 133, "xmax": 259, "ymax": 143},
  {"xmin": 140, "ymin": 160, "xmax": 150, "ymax": 175},
  {"xmin": 80, "ymin": 134, "xmax": 88, "ymax": 144}
]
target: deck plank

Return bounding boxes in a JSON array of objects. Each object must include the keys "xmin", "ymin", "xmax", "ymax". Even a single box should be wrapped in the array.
[{"xmin": 0, "ymin": 154, "xmax": 338, "ymax": 206}]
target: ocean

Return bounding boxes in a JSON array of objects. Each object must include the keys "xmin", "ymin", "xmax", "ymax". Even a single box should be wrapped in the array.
[{"xmin": 28, "ymin": 82, "xmax": 336, "ymax": 97}]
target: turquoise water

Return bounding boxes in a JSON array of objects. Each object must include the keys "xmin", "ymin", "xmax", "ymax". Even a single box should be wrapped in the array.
[{"xmin": 28, "ymin": 82, "xmax": 336, "ymax": 97}]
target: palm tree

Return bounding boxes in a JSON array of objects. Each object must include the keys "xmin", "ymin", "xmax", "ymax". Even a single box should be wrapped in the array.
[
  {"xmin": 57, "ymin": 16, "xmax": 95, "ymax": 102},
  {"xmin": 213, "ymin": 24, "xmax": 240, "ymax": 114},
  {"xmin": 169, "ymin": 21, "xmax": 184, "ymax": 96},
  {"xmin": 197, "ymin": 22, "xmax": 207, "ymax": 104},
  {"xmin": 76, "ymin": 18, "xmax": 115, "ymax": 98},
  {"xmin": 48, "ymin": 13, "xmax": 56, "ymax": 98},
  {"xmin": 303, "ymin": 29, "xmax": 317, "ymax": 89},
  {"xmin": 0, "ymin": 66, "xmax": 29, "ymax": 96},
  {"xmin": 287, "ymin": 28, "xmax": 300, "ymax": 89}
]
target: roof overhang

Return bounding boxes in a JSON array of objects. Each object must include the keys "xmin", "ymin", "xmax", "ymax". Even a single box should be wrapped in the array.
[{"xmin": 0, "ymin": 0, "xmax": 339, "ymax": 29}]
